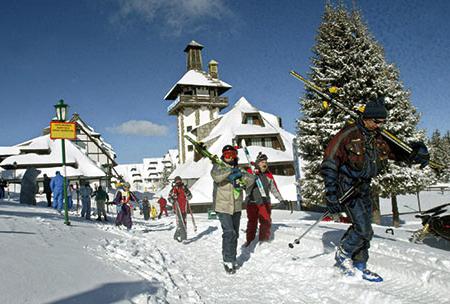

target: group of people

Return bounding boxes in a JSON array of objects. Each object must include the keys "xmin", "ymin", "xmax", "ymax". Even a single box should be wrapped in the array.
[{"xmin": 209, "ymin": 97, "xmax": 430, "ymax": 279}]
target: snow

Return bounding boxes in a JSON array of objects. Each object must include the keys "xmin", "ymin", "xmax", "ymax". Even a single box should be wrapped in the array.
[
  {"xmin": 164, "ymin": 69, "xmax": 232, "ymax": 100},
  {"xmin": 1, "ymin": 191, "xmax": 449, "ymax": 304}
]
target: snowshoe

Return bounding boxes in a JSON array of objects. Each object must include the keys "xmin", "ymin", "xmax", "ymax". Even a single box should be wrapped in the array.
[
  {"xmin": 334, "ymin": 247, "xmax": 355, "ymax": 276},
  {"xmin": 223, "ymin": 262, "xmax": 236, "ymax": 274},
  {"xmin": 354, "ymin": 262, "xmax": 383, "ymax": 282}
]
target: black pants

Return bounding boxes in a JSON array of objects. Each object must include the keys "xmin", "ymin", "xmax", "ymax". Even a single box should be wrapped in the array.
[{"xmin": 45, "ymin": 192, "xmax": 52, "ymax": 207}]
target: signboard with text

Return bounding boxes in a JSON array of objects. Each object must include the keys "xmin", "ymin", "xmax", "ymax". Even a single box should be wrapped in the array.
[{"xmin": 50, "ymin": 122, "xmax": 77, "ymax": 140}]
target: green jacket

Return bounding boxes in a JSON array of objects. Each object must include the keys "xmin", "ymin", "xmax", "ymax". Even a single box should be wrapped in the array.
[{"xmin": 211, "ymin": 163, "xmax": 254, "ymax": 215}]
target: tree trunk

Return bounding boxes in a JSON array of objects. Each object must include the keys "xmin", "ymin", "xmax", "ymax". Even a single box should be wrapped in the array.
[
  {"xmin": 371, "ymin": 188, "xmax": 381, "ymax": 225},
  {"xmin": 391, "ymin": 195, "xmax": 400, "ymax": 227}
]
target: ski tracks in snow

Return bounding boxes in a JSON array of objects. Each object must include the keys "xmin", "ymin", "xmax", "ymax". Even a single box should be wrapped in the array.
[{"xmin": 94, "ymin": 213, "xmax": 450, "ymax": 304}]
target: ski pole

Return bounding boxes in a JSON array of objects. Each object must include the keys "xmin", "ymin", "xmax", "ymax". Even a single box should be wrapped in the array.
[
  {"xmin": 288, "ymin": 182, "xmax": 361, "ymax": 248},
  {"xmin": 187, "ymin": 201, "xmax": 197, "ymax": 232}
]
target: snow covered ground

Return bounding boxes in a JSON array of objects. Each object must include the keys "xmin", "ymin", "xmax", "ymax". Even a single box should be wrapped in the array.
[{"xmin": 1, "ymin": 192, "xmax": 449, "ymax": 304}]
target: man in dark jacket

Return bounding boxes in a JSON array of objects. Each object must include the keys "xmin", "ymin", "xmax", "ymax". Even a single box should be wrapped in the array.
[
  {"xmin": 321, "ymin": 97, "xmax": 429, "ymax": 282},
  {"xmin": 43, "ymin": 174, "xmax": 52, "ymax": 207}
]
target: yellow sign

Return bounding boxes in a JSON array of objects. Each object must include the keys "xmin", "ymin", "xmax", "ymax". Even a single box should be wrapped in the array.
[{"xmin": 50, "ymin": 122, "xmax": 77, "ymax": 140}]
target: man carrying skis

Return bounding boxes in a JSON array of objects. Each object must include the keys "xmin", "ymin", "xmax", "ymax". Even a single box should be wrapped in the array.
[
  {"xmin": 321, "ymin": 97, "xmax": 429, "ymax": 282},
  {"xmin": 169, "ymin": 176, "xmax": 192, "ymax": 242},
  {"xmin": 244, "ymin": 152, "xmax": 286, "ymax": 246},
  {"xmin": 211, "ymin": 145, "xmax": 253, "ymax": 274}
]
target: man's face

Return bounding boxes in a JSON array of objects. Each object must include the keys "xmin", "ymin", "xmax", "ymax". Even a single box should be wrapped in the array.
[
  {"xmin": 363, "ymin": 118, "xmax": 385, "ymax": 131},
  {"xmin": 223, "ymin": 150, "xmax": 237, "ymax": 164},
  {"xmin": 257, "ymin": 160, "xmax": 268, "ymax": 172}
]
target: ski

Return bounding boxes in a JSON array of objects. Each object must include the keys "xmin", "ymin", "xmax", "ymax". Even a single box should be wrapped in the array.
[
  {"xmin": 187, "ymin": 201, "xmax": 197, "ymax": 232},
  {"xmin": 240, "ymin": 139, "xmax": 267, "ymax": 198},
  {"xmin": 289, "ymin": 70, "xmax": 445, "ymax": 171},
  {"xmin": 184, "ymin": 134, "xmax": 244, "ymax": 199}
]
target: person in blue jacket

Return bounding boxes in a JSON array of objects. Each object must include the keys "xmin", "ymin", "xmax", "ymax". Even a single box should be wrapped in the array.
[{"xmin": 50, "ymin": 171, "xmax": 64, "ymax": 212}]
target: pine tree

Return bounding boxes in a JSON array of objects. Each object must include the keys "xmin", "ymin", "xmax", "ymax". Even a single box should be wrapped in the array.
[
  {"xmin": 429, "ymin": 130, "xmax": 450, "ymax": 183},
  {"xmin": 297, "ymin": 4, "xmax": 432, "ymax": 208}
]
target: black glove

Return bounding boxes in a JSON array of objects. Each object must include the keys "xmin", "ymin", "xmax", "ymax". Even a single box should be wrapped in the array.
[
  {"xmin": 325, "ymin": 194, "xmax": 342, "ymax": 214},
  {"xmin": 409, "ymin": 141, "xmax": 430, "ymax": 169}
]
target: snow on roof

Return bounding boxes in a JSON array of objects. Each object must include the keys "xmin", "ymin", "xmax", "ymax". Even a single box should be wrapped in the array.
[
  {"xmin": 0, "ymin": 135, "xmax": 105, "ymax": 178},
  {"xmin": 169, "ymin": 96, "xmax": 297, "ymax": 204},
  {"xmin": 164, "ymin": 70, "xmax": 232, "ymax": 100},
  {"xmin": 0, "ymin": 147, "xmax": 20, "ymax": 157}
]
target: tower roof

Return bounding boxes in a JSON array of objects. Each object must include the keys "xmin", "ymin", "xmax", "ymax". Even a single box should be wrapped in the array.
[
  {"xmin": 184, "ymin": 40, "xmax": 204, "ymax": 52},
  {"xmin": 164, "ymin": 69, "xmax": 232, "ymax": 100}
]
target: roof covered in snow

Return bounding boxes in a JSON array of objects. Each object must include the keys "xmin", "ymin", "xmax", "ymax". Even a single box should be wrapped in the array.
[
  {"xmin": 0, "ymin": 135, "xmax": 106, "ymax": 179},
  {"xmin": 164, "ymin": 70, "xmax": 232, "ymax": 100},
  {"xmin": 167, "ymin": 97, "xmax": 298, "ymax": 204}
]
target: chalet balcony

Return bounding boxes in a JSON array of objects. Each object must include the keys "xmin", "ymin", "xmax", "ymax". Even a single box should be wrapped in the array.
[{"xmin": 167, "ymin": 95, "xmax": 228, "ymax": 115}]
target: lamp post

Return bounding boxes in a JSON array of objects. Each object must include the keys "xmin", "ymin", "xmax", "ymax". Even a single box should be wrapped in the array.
[{"xmin": 54, "ymin": 99, "xmax": 70, "ymax": 225}]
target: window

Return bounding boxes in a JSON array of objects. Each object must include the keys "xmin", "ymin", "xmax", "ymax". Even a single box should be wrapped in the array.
[
  {"xmin": 243, "ymin": 113, "xmax": 264, "ymax": 126},
  {"xmin": 188, "ymin": 145, "xmax": 194, "ymax": 151},
  {"xmin": 187, "ymin": 126, "xmax": 192, "ymax": 132}
]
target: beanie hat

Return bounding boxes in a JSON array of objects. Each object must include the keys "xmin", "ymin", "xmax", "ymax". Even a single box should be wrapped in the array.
[
  {"xmin": 362, "ymin": 96, "xmax": 387, "ymax": 119},
  {"xmin": 255, "ymin": 152, "xmax": 268, "ymax": 163},
  {"xmin": 174, "ymin": 176, "xmax": 182, "ymax": 182}
]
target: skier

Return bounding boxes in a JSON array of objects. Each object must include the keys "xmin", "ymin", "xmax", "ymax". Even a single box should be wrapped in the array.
[
  {"xmin": 151, "ymin": 204, "xmax": 158, "ymax": 220},
  {"xmin": 157, "ymin": 196, "xmax": 169, "ymax": 219},
  {"xmin": 211, "ymin": 145, "xmax": 253, "ymax": 274},
  {"xmin": 321, "ymin": 97, "xmax": 430, "ymax": 282},
  {"xmin": 42, "ymin": 174, "xmax": 52, "ymax": 207},
  {"xmin": 50, "ymin": 171, "xmax": 64, "ymax": 212},
  {"xmin": 142, "ymin": 196, "xmax": 150, "ymax": 220},
  {"xmin": 94, "ymin": 186, "xmax": 108, "ymax": 221},
  {"xmin": 80, "ymin": 182, "xmax": 93, "ymax": 220},
  {"xmin": 169, "ymin": 176, "xmax": 192, "ymax": 242},
  {"xmin": 244, "ymin": 152, "xmax": 286, "ymax": 246},
  {"xmin": 115, "ymin": 183, "xmax": 132, "ymax": 230},
  {"xmin": 0, "ymin": 178, "xmax": 6, "ymax": 199}
]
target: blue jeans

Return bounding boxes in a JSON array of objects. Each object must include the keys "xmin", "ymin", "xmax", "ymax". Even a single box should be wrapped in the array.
[
  {"xmin": 81, "ymin": 197, "xmax": 91, "ymax": 219},
  {"xmin": 217, "ymin": 212, "xmax": 241, "ymax": 263},
  {"xmin": 341, "ymin": 195, "xmax": 373, "ymax": 263},
  {"xmin": 53, "ymin": 191, "xmax": 63, "ymax": 211}
]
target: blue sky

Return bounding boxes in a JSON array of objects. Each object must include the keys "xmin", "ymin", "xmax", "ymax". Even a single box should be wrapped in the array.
[{"xmin": 1, "ymin": 0, "xmax": 449, "ymax": 163}]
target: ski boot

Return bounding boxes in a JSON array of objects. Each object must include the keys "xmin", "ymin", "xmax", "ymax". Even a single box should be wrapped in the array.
[
  {"xmin": 334, "ymin": 247, "xmax": 355, "ymax": 276},
  {"xmin": 353, "ymin": 262, "xmax": 383, "ymax": 282},
  {"xmin": 223, "ymin": 262, "xmax": 236, "ymax": 274}
]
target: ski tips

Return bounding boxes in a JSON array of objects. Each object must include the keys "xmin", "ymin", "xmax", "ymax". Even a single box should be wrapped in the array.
[{"xmin": 288, "ymin": 243, "xmax": 294, "ymax": 249}]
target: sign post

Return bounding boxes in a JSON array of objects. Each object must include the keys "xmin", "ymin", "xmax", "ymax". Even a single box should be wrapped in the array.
[{"xmin": 51, "ymin": 100, "xmax": 75, "ymax": 226}]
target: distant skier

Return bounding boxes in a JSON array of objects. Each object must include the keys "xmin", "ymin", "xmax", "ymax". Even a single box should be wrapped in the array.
[
  {"xmin": 211, "ymin": 145, "xmax": 253, "ymax": 274},
  {"xmin": 115, "ymin": 183, "xmax": 132, "ymax": 230},
  {"xmin": 94, "ymin": 186, "xmax": 108, "ymax": 222},
  {"xmin": 142, "ymin": 196, "xmax": 150, "ymax": 220},
  {"xmin": 0, "ymin": 178, "xmax": 6, "ymax": 199},
  {"xmin": 80, "ymin": 182, "xmax": 93, "ymax": 220},
  {"xmin": 42, "ymin": 174, "xmax": 52, "ymax": 207},
  {"xmin": 321, "ymin": 97, "xmax": 430, "ymax": 282},
  {"xmin": 151, "ymin": 204, "xmax": 158, "ymax": 220},
  {"xmin": 244, "ymin": 152, "xmax": 286, "ymax": 246},
  {"xmin": 169, "ymin": 176, "xmax": 192, "ymax": 242},
  {"xmin": 50, "ymin": 171, "xmax": 64, "ymax": 212},
  {"xmin": 157, "ymin": 196, "xmax": 169, "ymax": 219}
]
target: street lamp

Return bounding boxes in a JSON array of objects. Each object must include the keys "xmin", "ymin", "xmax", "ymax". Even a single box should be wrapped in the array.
[{"xmin": 54, "ymin": 99, "xmax": 70, "ymax": 225}]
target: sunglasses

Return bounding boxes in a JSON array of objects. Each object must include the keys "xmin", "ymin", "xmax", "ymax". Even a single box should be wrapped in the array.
[{"xmin": 372, "ymin": 119, "xmax": 385, "ymax": 124}]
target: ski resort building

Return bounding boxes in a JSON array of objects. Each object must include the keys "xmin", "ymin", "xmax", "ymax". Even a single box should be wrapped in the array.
[
  {"xmin": 114, "ymin": 150, "xmax": 178, "ymax": 193},
  {"xmin": 164, "ymin": 40, "xmax": 231, "ymax": 164},
  {"xmin": 161, "ymin": 97, "xmax": 298, "ymax": 212}
]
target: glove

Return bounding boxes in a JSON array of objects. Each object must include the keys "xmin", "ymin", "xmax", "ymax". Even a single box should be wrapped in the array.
[
  {"xmin": 409, "ymin": 141, "xmax": 430, "ymax": 169},
  {"xmin": 227, "ymin": 168, "xmax": 242, "ymax": 182},
  {"xmin": 325, "ymin": 193, "xmax": 342, "ymax": 214}
]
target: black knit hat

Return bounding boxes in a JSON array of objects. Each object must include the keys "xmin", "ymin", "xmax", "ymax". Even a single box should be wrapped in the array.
[
  {"xmin": 255, "ymin": 152, "xmax": 268, "ymax": 163},
  {"xmin": 363, "ymin": 96, "xmax": 388, "ymax": 119},
  {"xmin": 174, "ymin": 176, "xmax": 182, "ymax": 182}
]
